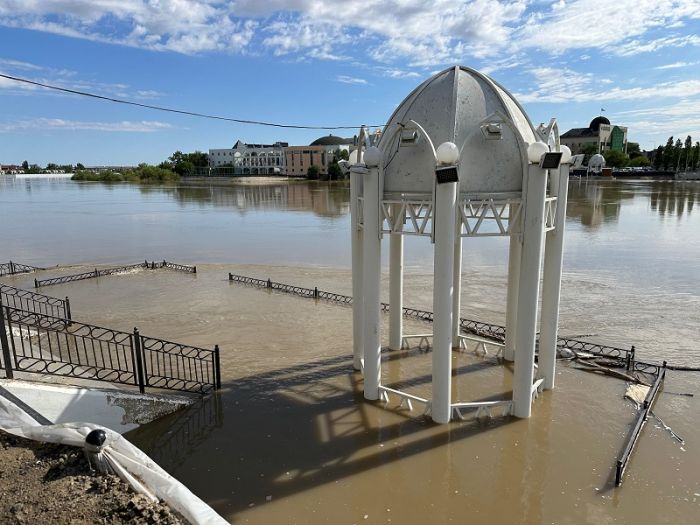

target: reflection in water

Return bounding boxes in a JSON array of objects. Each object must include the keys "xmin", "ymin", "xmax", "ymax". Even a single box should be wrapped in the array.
[
  {"xmin": 567, "ymin": 179, "xmax": 700, "ymax": 227},
  {"xmin": 141, "ymin": 181, "xmax": 351, "ymax": 218},
  {"xmin": 650, "ymin": 182, "xmax": 697, "ymax": 217}
]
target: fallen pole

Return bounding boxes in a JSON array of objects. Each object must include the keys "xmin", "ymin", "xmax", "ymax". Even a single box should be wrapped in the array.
[{"xmin": 615, "ymin": 362, "xmax": 666, "ymax": 487}]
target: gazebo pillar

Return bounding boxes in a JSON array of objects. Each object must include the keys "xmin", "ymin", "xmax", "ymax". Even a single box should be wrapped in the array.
[
  {"xmin": 432, "ymin": 174, "xmax": 458, "ymax": 424},
  {"xmin": 389, "ymin": 203, "xmax": 404, "ymax": 351},
  {"xmin": 361, "ymin": 164, "xmax": 382, "ymax": 401},
  {"xmin": 539, "ymin": 162, "xmax": 570, "ymax": 390},
  {"xmin": 513, "ymin": 163, "xmax": 548, "ymax": 418},
  {"xmin": 452, "ymin": 225, "xmax": 463, "ymax": 345},
  {"xmin": 350, "ymin": 168, "xmax": 364, "ymax": 370},
  {"xmin": 504, "ymin": 230, "xmax": 521, "ymax": 362}
]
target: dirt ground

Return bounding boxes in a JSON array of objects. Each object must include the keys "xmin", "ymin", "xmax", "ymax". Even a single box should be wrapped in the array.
[{"xmin": 0, "ymin": 431, "xmax": 186, "ymax": 525}]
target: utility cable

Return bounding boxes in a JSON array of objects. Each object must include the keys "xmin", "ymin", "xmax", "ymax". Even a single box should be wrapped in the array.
[{"xmin": 0, "ymin": 73, "xmax": 381, "ymax": 130}]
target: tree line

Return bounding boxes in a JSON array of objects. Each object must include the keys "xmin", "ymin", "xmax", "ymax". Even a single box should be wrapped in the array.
[{"xmin": 653, "ymin": 136, "xmax": 700, "ymax": 171}]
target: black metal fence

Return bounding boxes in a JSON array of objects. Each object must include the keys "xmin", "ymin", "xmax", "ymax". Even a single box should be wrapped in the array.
[
  {"xmin": 615, "ymin": 362, "xmax": 666, "ymax": 486},
  {"xmin": 0, "ymin": 304, "xmax": 220, "ymax": 395},
  {"xmin": 227, "ymin": 272, "xmax": 670, "ymax": 373},
  {"xmin": 35, "ymin": 260, "xmax": 196, "ymax": 288},
  {"xmin": 0, "ymin": 284, "xmax": 71, "ymax": 319},
  {"xmin": 0, "ymin": 261, "xmax": 44, "ymax": 276}
]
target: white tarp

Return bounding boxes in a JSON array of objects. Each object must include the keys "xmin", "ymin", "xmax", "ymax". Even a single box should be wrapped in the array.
[{"xmin": 0, "ymin": 395, "xmax": 228, "ymax": 525}]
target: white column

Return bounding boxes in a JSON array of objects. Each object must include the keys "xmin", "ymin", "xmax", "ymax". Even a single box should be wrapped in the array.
[
  {"xmin": 539, "ymin": 164, "xmax": 570, "ymax": 390},
  {"xmin": 513, "ymin": 164, "xmax": 548, "ymax": 419},
  {"xmin": 350, "ymin": 169, "xmax": 364, "ymax": 370},
  {"xmin": 361, "ymin": 165, "xmax": 382, "ymax": 400},
  {"xmin": 432, "ymin": 179, "xmax": 458, "ymax": 424},
  {"xmin": 504, "ymin": 223, "xmax": 521, "ymax": 362},
  {"xmin": 451, "ymin": 225, "xmax": 463, "ymax": 346},
  {"xmin": 389, "ymin": 204, "xmax": 404, "ymax": 350}
]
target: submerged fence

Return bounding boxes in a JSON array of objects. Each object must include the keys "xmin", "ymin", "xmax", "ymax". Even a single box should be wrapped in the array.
[
  {"xmin": 0, "ymin": 261, "xmax": 44, "ymax": 277},
  {"xmin": 0, "ymin": 284, "xmax": 71, "ymax": 320},
  {"xmin": 227, "ymin": 273, "xmax": 670, "ymax": 375},
  {"xmin": 615, "ymin": 363, "xmax": 667, "ymax": 486},
  {"xmin": 35, "ymin": 260, "xmax": 197, "ymax": 288},
  {"xmin": 0, "ymin": 304, "xmax": 220, "ymax": 395}
]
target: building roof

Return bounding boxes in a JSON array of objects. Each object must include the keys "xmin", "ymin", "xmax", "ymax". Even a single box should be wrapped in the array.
[
  {"xmin": 309, "ymin": 135, "xmax": 354, "ymax": 146},
  {"xmin": 561, "ymin": 127, "xmax": 597, "ymax": 138}
]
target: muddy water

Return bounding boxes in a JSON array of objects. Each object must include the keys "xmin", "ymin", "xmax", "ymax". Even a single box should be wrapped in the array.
[
  {"xmin": 1, "ymin": 177, "xmax": 700, "ymax": 523},
  {"xmin": 5, "ymin": 267, "xmax": 699, "ymax": 524}
]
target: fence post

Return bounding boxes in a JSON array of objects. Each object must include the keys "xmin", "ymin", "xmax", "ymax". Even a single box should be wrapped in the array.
[
  {"xmin": 193, "ymin": 266, "xmax": 197, "ymax": 274},
  {"xmin": 214, "ymin": 344, "xmax": 221, "ymax": 390},
  {"xmin": 228, "ymin": 273, "xmax": 233, "ymax": 281},
  {"xmin": 94, "ymin": 268, "xmax": 99, "ymax": 278},
  {"xmin": 132, "ymin": 328, "xmax": 146, "ymax": 394},
  {"xmin": 65, "ymin": 297, "xmax": 72, "ymax": 321},
  {"xmin": 0, "ymin": 305, "xmax": 14, "ymax": 379},
  {"xmin": 267, "ymin": 278, "xmax": 272, "ymax": 289},
  {"xmin": 34, "ymin": 278, "xmax": 39, "ymax": 289},
  {"xmin": 9, "ymin": 261, "xmax": 14, "ymax": 275},
  {"xmin": 314, "ymin": 287, "xmax": 318, "ymax": 299}
]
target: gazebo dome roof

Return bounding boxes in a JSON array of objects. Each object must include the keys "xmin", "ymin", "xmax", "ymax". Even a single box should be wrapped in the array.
[{"xmin": 379, "ymin": 66, "xmax": 538, "ymax": 195}]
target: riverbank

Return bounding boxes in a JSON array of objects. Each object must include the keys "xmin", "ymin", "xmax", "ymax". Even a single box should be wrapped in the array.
[{"xmin": 0, "ymin": 431, "xmax": 185, "ymax": 524}]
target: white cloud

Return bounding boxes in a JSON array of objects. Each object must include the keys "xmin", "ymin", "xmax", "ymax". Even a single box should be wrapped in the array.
[
  {"xmin": 516, "ymin": 67, "xmax": 700, "ymax": 103},
  {"xmin": 516, "ymin": 0, "xmax": 700, "ymax": 55},
  {"xmin": 0, "ymin": 118, "xmax": 173, "ymax": 133},
  {"xmin": 654, "ymin": 61, "xmax": 698, "ymax": 70},
  {"xmin": 335, "ymin": 75, "xmax": 367, "ymax": 85}
]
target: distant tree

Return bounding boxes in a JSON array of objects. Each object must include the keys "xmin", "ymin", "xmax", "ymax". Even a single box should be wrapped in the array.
[
  {"xmin": 327, "ymin": 162, "xmax": 343, "ymax": 180},
  {"xmin": 165, "ymin": 150, "xmax": 209, "ymax": 176},
  {"xmin": 683, "ymin": 135, "xmax": 693, "ymax": 170},
  {"xmin": 45, "ymin": 163, "xmax": 59, "ymax": 171},
  {"xmin": 661, "ymin": 136, "xmax": 675, "ymax": 170},
  {"xmin": 21, "ymin": 160, "xmax": 29, "ymax": 170},
  {"xmin": 76, "ymin": 162, "xmax": 85, "ymax": 170},
  {"xmin": 335, "ymin": 148, "xmax": 350, "ymax": 161},
  {"xmin": 653, "ymin": 145, "xmax": 664, "ymax": 170},
  {"xmin": 629, "ymin": 155, "xmax": 650, "ymax": 167},
  {"xmin": 28, "ymin": 164, "xmax": 42, "ymax": 174},
  {"xmin": 603, "ymin": 149, "xmax": 628, "ymax": 168},
  {"xmin": 627, "ymin": 142, "xmax": 642, "ymax": 158},
  {"xmin": 673, "ymin": 138, "xmax": 683, "ymax": 171},
  {"xmin": 693, "ymin": 142, "xmax": 700, "ymax": 170},
  {"xmin": 306, "ymin": 165, "xmax": 320, "ymax": 180}
]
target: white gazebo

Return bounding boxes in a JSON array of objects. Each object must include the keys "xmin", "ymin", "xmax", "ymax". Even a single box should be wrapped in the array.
[{"xmin": 349, "ymin": 66, "xmax": 572, "ymax": 423}]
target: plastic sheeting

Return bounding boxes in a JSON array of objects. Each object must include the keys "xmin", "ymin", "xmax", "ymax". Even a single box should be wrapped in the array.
[{"xmin": 0, "ymin": 395, "xmax": 228, "ymax": 525}]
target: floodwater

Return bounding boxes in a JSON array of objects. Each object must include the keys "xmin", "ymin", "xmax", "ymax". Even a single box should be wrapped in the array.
[{"xmin": 1, "ymin": 176, "xmax": 700, "ymax": 523}]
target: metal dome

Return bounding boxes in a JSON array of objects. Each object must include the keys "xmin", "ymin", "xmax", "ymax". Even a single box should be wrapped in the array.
[
  {"xmin": 589, "ymin": 116, "xmax": 610, "ymax": 131},
  {"xmin": 378, "ymin": 66, "xmax": 538, "ymax": 195}
]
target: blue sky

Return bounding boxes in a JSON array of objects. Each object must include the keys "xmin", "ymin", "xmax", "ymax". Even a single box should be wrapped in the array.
[{"xmin": 1, "ymin": 0, "xmax": 699, "ymax": 166}]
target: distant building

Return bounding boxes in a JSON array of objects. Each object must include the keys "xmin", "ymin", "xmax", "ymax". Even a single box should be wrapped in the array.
[
  {"xmin": 209, "ymin": 140, "xmax": 288, "ymax": 174},
  {"xmin": 560, "ymin": 117, "xmax": 628, "ymax": 155},
  {"xmin": 0, "ymin": 165, "xmax": 24, "ymax": 175},
  {"xmin": 208, "ymin": 135, "xmax": 358, "ymax": 176}
]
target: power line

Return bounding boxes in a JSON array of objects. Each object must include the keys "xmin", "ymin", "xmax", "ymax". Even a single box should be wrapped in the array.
[{"xmin": 0, "ymin": 73, "xmax": 380, "ymax": 130}]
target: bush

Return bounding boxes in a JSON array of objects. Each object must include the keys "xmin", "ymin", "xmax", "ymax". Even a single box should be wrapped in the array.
[
  {"xmin": 72, "ymin": 170, "xmax": 124, "ymax": 182},
  {"xmin": 306, "ymin": 165, "xmax": 320, "ymax": 180},
  {"xmin": 71, "ymin": 165, "xmax": 179, "ymax": 184}
]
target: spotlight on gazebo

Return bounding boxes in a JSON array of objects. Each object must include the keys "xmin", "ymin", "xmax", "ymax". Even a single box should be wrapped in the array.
[{"xmin": 349, "ymin": 66, "xmax": 571, "ymax": 423}]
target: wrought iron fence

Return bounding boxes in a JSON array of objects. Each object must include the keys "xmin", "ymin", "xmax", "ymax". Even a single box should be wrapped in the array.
[
  {"xmin": 34, "ymin": 260, "xmax": 196, "ymax": 288},
  {"xmin": 227, "ymin": 272, "xmax": 679, "ymax": 373},
  {"xmin": 615, "ymin": 362, "xmax": 666, "ymax": 486},
  {"xmin": 0, "ymin": 261, "xmax": 44, "ymax": 276},
  {"xmin": 0, "ymin": 304, "xmax": 220, "ymax": 395},
  {"xmin": 0, "ymin": 284, "xmax": 71, "ymax": 319}
]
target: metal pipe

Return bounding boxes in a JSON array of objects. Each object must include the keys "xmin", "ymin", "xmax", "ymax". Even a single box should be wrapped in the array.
[
  {"xmin": 432, "ymin": 178, "xmax": 458, "ymax": 424},
  {"xmin": 539, "ymin": 164, "xmax": 570, "ymax": 390},
  {"xmin": 389, "ymin": 203, "xmax": 404, "ymax": 350},
  {"xmin": 452, "ymin": 222, "xmax": 463, "ymax": 345},
  {"xmin": 361, "ymin": 165, "xmax": 381, "ymax": 400},
  {"xmin": 504, "ymin": 230, "xmax": 521, "ymax": 362},
  {"xmin": 350, "ymin": 168, "xmax": 364, "ymax": 370},
  {"xmin": 513, "ymin": 164, "xmax": 548, "ymax": 418}
]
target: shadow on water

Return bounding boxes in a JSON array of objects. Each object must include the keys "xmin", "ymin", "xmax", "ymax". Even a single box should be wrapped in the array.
[{"xmin": 127, "ymin": 353, "xmax": 515, "ymax": 518}]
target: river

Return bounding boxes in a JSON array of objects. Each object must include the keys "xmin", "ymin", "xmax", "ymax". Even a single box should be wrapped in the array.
[{"xmin": 1, "ymin": 175, "xmax": 699, "ymax": 524}]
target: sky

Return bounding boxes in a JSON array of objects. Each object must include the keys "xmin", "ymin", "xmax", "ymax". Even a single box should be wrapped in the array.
[{"xmin": 0, "ymin": 0, "xmax": 699, "ymax": 166}]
